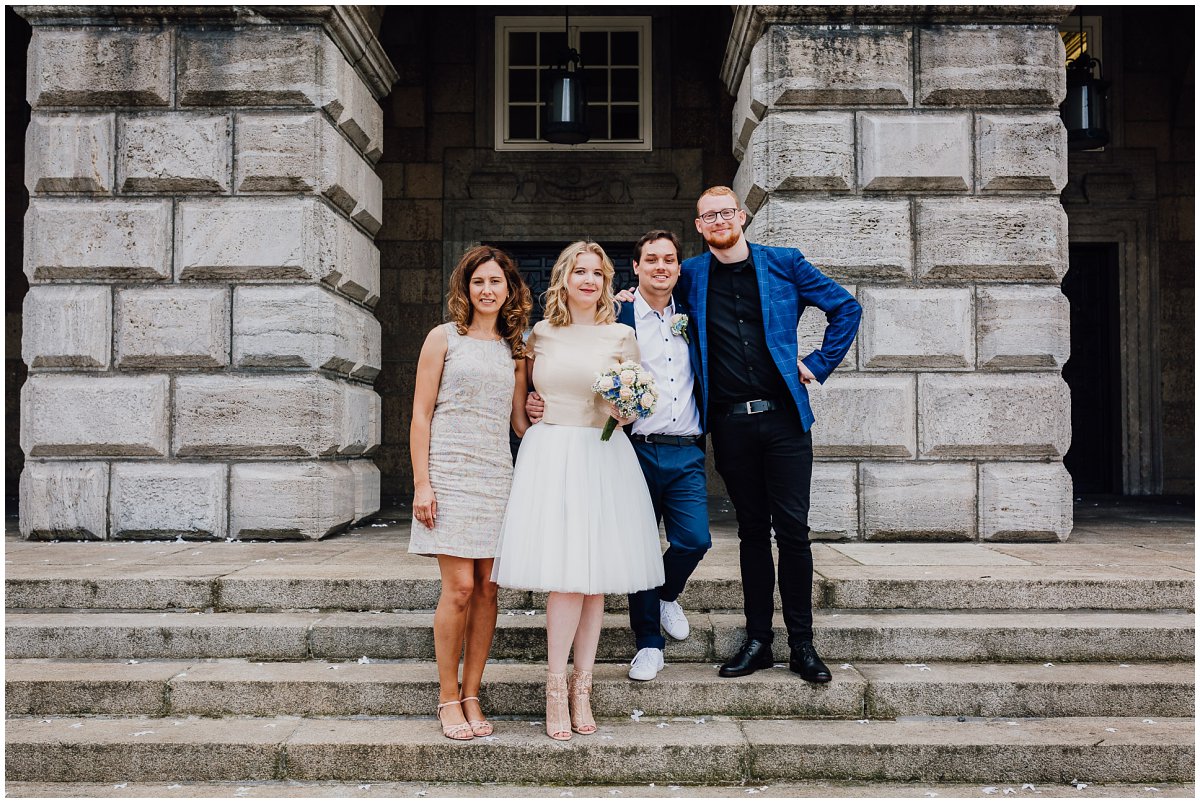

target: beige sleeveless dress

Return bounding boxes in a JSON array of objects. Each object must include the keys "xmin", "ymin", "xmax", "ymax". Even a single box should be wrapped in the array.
[{"xmin": 409, "ymin": 322, "xmax": 516, "ymax": 559}]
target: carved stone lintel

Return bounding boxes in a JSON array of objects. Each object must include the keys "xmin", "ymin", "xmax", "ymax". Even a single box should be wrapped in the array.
[{"xmin": 13, "ymin": 4, "xmax": 399, "ymax": 99}]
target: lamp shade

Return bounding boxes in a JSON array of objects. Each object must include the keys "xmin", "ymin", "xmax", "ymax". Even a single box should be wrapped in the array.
[
  {"xmin": 543, "ymin": 49, "xmax": 589, "ymax": 145},
  {"xmin": 1062, "ymin": 57, "xmax": 1109, "ymax": 150}
]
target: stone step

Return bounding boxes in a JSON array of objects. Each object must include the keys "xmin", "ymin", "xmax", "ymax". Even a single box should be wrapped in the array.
[
  {"xmin": 9, "ymin": 780, "xmax": 1197, "ymax": 798},
  {"xmin": 6, "ymin": 659, "xmax": 1193, "ymax": 719},
  {"xmin": 7, "ymin": 563, "xmax": 1193, "ymax": 612},
  {"xmin": 6, "ymin": 610, "xmax": 1193, "ymax": 662},
  {"xmin": 5, "ymin": 716, "xmax": 1193, "ymax": 784}
]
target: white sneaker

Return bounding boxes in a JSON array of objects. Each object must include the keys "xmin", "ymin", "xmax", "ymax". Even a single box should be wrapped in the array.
[
  {"xmin": 628, "ymin": 647, "xmax": 665, "ymax": 681},
  {"xmin": 659, "ymin": 599, "xmax": 690, "ymax": 640}
]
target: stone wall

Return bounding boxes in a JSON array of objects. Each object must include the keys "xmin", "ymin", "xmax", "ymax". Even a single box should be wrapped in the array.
[
  {"xmin": 730, "ymin": 9, "xmax": 1076, "ymax": 541},
  {"xmin": 15, "ymin": 7, "xmax": 395, "ymax": 539}
]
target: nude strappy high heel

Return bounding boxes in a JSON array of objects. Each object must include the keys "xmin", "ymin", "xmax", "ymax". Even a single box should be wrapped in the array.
[
  {"xmin": 545, "ymin": 671, "xmax": 571, "ymax": 741},
  {"xmin": 568, "ymin": 669, "xmax": 597, "ymax": 735},
  {"xmin": 436, "ymin": 699, "xmax": 474, "ymax": 741},
  {"xmin": 460, "ymin": 695, "xmax": 493, "ymax": 737}
]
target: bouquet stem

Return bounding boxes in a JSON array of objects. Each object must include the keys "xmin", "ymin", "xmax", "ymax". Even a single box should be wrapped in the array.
[{"xmin": 600, "ymin": 416, "xmax": 618, "ymax": 442}]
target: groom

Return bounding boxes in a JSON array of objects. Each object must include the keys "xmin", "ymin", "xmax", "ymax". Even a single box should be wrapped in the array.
[{"xmin": 528, "ymin": 230, "xmax": 711, "ymax": 681}]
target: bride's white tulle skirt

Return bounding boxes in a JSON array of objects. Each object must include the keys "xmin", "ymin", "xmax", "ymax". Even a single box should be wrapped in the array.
[{"xmin": 492, "ymin": 422, "xmax": 665, "ymax": 595}]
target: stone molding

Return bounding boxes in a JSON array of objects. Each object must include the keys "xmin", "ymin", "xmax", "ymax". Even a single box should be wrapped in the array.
[
  {"xmin": 721, "ymin": 5, "xmax": 1076, "ymax": 93},
  {"xmin": 13, "ymin": 5, "xmax": 398, "ymax": 99}
]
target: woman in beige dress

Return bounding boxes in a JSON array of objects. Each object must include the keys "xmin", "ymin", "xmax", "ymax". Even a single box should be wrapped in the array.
[
  {"xmin": 494, "ymin": 242, "xmax": 664, "ymax": 740},
  {"xmin": 410, "ymin": 245, "xmax": 531, "ymax": 740}
]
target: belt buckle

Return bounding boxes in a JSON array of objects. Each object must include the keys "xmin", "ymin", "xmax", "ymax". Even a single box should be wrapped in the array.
[{"xmin": 745, "ymin": 400, "xmax": 765, "ymax": 415}]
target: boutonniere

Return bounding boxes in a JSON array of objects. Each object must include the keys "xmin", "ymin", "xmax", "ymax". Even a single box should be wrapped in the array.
[{"xmin": 670, "ymin": 313, "xmax": 689, "ymax": 344}]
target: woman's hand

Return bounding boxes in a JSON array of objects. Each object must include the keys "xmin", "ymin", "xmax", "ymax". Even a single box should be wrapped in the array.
[
  {"xmin": 413, "ymin": 482, "xmax": 437, "ymax": 528},
  {"xmin": 606, "ymin": 403, "xmax": 638, "ymax": 427}
]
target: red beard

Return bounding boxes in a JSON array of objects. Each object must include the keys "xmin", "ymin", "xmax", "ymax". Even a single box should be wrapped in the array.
[{"xmin": 703, "ymin": 228, "xmax": 742, "ymax": 250}]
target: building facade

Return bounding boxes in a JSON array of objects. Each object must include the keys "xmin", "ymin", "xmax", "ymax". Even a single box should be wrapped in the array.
[{"xmin": 7, "ymin": 6, "xmax": 1194, "ymax": 542}]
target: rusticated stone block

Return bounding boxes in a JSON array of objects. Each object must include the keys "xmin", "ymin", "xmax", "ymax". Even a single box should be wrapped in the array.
[
  {"xmin": 349, "ymin": 460, "xmax": 381, "ymax": 523},
  {"xmin": 977, "ymin": 286, "xmax": 1069, "ymax": 369},
  {"xmin": 22, "ymin": 285, "xmax": 111, "ymax": 369},
  {"xmin": 109, "ymin": 463, "xmax": 228, "ymax": 540},
  {"xmin": 862, "ymin": 462, "xmax": 976, "ymax": 541},
  {"xmin": 25, "ymin": 113, "xmax": 114, "ymax": 193},
  {"xmin": 918, "ymin": 373, "xmax": 1070, "ymax": 458},
  {"xmin": 732, "ymin": 61, "xmax": 765, "ymax": 161},
  {"xmin": 326, "ymin": 211, "xmax": 381, "ymax": 307},
  {"xmin": 978, "ymin": 113, "xmax": 1068, "ymax": 192},
  {"xmin": 859, "ymin": 112, "xmax": 971, "ymax": 191},
  {"xmin": 980, "ymin": 462, "xmax": 1072, "ymax": 542},
  {"xmin": 748, "ymin": 198, "xmax": 911, "ymax": 281},
  {"xmin": 736, "ymin": 112, "xmax": 855, "ymax": 212},
  {"xmin": 808, "ymin": 374, "xmax": 915, "ymax": 457},
  {"xmin": 174, "ymin": 375, "xmax": 349, "ymax": 458},
  {"xmin": 233, "ymin": 286, "xmax": 381, "ymax": 379},
  {"xmin": 178, "ymin": 29, "xmax": 326, "ymax": 107},
  {"xmin": 860, "ymin": 288, "xmax": 973, "ymax": 370},
  {"xmin": 21, "ymin": 374, "xmax": 169, "ymax": 457},
  {"xmin": 24, "ymin": 199, "xmax": 171, "ymax": 282},
  {"xmin": 115, "ymin": 287, "xmax": 230, "ymax": 369},
  {"xmin": 810, "ymin": 462, "xmax": 858, "ymax": 540},
  {"xmin": 918, "ymin": 25, "xmax": 1066, "ymax": 106},
  {"xmin": 230, "ymin": 462, "xmax": 355, "ymax": 540},
  {"xmin": 751, "ymin": 26, "xmax": 912, "ymax": 108},
  {"xmin": 179, "ymin": 31, "xmax": 382, "ymax": 162},
  {"xmin": 797, "ymin": 284, "xmax": 857, "ymax": 372},
  {"xmin": 19, "ymin": 462, "xmax": 108, "ymax": 540},
  {"xmin": 235, "ymin": 112, "xmax": 383, "ymax": 234},
  {"xmin": 915, "ymin": 198, "xmax": 1068, "ymax": 281},
  {"xmin": 118, "ymin": 113, "xmax": 231, "ymax": 193},
  {"xmin": 341, "ymin": 384, "xmax": 382, "ymax": 456},
  {"xmin": 27, "ymin": 29, "xmax": 171, "ymax": 107}
]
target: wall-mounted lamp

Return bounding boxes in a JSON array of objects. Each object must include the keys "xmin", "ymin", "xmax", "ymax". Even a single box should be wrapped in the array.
[{"xmin": 542, "ymin": 11, "xmax": 589, "ymax": 145}]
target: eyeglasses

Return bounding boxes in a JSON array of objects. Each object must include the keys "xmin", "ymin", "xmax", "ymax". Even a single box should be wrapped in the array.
[{"xmin": 698, "ymin": 207, "xmax": 739, "ymax": 224}]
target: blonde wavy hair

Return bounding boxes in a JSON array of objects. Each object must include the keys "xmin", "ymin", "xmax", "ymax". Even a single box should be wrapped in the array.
[
  {"xmin": 541, "ymin": 241, "xmax": 617, "ymax": 326},
  {"xmin": 446, "ymin": 245, "xmax": 532, "ymax": 358}
]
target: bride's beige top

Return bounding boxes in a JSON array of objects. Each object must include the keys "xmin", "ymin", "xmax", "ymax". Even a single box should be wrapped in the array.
[{"xmin": 527, "ymin": 320, "xmax": 640, "ymax": 429}]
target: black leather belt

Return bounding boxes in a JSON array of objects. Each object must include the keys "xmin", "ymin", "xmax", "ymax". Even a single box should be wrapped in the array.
[
  {"xmin": 714, "ymin": 399, "xmax": 779, "ymax": 416},
  {"xmin": 630, "ymin": 433, "xmax": 704, "ymax": 447}
]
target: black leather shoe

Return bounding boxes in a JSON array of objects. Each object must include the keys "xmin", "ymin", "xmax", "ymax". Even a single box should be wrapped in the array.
[
  {"xmin": 718, "ymin": 638, "xmax": 775, "ymax": 678},
  {"xmin": 789, "ymin": 641, "xmax": 832, "ymax": 683}
]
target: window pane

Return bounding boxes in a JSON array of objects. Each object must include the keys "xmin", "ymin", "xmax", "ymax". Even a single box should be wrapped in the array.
[
  {"xmin": 510, "ymin": 69, "xmax": 536, "ymax": 103},
  {"xmin": 509, "ymin": 31, "xmax": 537, "ymax": 66},
  {"xmin": 541, "ymin": 31, "xmax": 567, "ymax": 64},
  {"xmin": 584, "ymin": 67, "xmax": 607, "ymax": 103},
  {"xmin": 611, "ymin": 105, "xmax": 639, "ymax": 140},
  {"xmin": 580, "ymin": 31, "xmax": 607, "ymax": 65},
  {"xmin": 611, "ymin": 68, "xmax": 639, "ymax": 102},
  {"xmin": 611, "ymin": 31, "xmax": 639, "ymax": 65},
  {"xmin": 509, "ymin": 106, "xmax": 538, "ymax": 140},
  {"xmin": 587, "ymin": 105, "xmax": 608, "ymax": 140}
]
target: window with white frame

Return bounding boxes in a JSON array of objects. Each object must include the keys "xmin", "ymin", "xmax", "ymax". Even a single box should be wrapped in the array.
[{"xmin": 495, "ymin": 16, "xmax": 652, "ymax": 151}]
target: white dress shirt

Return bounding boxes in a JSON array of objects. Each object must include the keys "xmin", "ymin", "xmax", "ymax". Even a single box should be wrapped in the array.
[{"xmin": 630, "ymin": 290, "xmax": 702, "ymax": 438}]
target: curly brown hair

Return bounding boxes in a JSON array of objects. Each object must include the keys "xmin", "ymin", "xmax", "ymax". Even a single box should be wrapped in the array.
[{"xmin": 446, "ymin": 245, "xmax": 532, "ymax": 358}]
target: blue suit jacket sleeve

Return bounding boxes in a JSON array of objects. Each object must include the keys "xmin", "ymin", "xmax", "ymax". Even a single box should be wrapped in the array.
[{"xmin": 790, "ymin": 250, "xmax": 861, "ymax": 384}]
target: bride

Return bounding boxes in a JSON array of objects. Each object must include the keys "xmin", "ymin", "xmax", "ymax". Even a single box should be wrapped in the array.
[{"xmin": 493, "ymin": 241, "xmax": 664, "ymax": 741}]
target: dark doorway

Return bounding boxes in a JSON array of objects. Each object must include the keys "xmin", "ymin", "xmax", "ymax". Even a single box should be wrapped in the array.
[
  {"xmin": 487, "ymin": 241, "xmax": 636, "ymax": 322},
  {"xmin": 1061, "ymin": 243, "xmax": 1123, "ymax": 494}
]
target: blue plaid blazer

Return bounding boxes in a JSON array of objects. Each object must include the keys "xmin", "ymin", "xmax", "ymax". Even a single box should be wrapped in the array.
[{"xmin": 681, "ymin": 243, "xmax": 861, "ymax": 432}]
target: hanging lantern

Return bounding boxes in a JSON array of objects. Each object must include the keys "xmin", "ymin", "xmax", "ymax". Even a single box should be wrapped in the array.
[
  {"xmin": 543, "ymin": 47, "xmax": 589, "ymax": 145},
  {"xmin": 1060, "ymin": 19, "xmax": 1109, "ymax": 152}
]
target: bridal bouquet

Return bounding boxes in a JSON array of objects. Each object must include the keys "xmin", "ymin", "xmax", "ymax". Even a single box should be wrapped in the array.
[{"xmin": 592, "ymin": 361, "xmax": 658, "ymax": 441}]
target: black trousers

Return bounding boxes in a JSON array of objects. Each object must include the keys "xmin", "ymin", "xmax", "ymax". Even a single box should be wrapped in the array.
[{"xmin": 710, "ymin": 405, "xmax": 814, "ymax": 649}]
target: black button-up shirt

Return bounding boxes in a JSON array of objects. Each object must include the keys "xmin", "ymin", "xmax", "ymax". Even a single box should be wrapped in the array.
[{"xmin": 706, "ymin": 254, "xmax": 790, "ymax": 405}]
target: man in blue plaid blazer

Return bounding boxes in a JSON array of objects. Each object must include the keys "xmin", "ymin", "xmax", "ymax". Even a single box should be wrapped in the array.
[{"xmin": 681, "ymin": 185, "xmax": 861, "ymax": 683}]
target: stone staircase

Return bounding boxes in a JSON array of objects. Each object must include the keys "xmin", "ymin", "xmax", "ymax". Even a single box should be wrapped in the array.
[{"xmin": 4, "ymin": 524, "xmax": 1195, "ymax": 792}]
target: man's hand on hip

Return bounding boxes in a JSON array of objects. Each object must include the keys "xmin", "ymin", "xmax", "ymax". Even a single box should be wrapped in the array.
[{"xmin": 797, "ymin": 360, "xmax": 816, "ymax": 385}]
